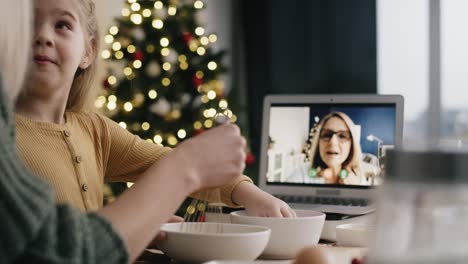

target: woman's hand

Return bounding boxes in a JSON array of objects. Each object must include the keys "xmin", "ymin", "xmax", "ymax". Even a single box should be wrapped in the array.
[
  {"xmin": 170, "ymin": 124, "xmax": 246, "ymax": 192},
  {"xmin": 232, "ymin": 182, "xmax": 297, "ymax": 217}
]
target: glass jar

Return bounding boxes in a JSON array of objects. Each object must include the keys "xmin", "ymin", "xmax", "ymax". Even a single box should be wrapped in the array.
[{"xmin": 368, "ymin": 149, "xmax": 468, "ymax": 264}]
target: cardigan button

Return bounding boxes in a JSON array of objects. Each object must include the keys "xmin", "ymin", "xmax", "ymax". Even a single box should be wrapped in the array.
[
  {"xmin": 82, "ymin": 184, "xmax": 88, "ymax": 192},
  {"xmin": 75, "ymin": 156, "xmax": 82, "ymax": 164},
  {"xmin": 64, "ymin": 130, "xmax": 71, "ymax": 137}
]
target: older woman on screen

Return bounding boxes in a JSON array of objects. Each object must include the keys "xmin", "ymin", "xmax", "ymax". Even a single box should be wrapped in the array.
[{"xmin": 309, "ymin": 112, "xmax": 366, "ymax": 185}]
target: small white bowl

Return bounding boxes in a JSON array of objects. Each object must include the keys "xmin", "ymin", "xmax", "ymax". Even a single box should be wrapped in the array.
[
  {"xmin": 230, "ymin": 209, "xmax": 325, "ymax": 259},
  {"xmin": 336, "ymin": 223, "xmax": 370, "ymax": 247},
  {"xmin": 158, "ymin": 222, "xmax": 271, "ymax": 263}
]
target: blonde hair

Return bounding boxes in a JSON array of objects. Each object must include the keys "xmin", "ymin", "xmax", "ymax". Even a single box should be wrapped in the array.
[
  {"xmin": 67, "ymin": 0, "xmax": 99, "ymax": 111},
  {"xmin": 309, "ymin": 112, "xmax": 362, "ymax": 176},
  {"xmin": 0, "ymin": 0, "xmax": 32, "ymax": 101}
]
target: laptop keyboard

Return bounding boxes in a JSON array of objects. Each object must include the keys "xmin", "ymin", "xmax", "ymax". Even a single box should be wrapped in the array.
[{"xmin": 275, "ymin": 195, "xmax": 370, "ymax": 207}]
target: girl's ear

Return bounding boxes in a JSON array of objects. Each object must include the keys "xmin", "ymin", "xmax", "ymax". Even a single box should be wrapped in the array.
[{"xmin": 79, "ymin": 37, "xmax": 97, "ymax": 70}]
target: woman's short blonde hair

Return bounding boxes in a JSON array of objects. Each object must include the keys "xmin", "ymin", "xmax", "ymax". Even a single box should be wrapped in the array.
[
  {"xmin": 309, "ymin": 111, "xmax": 363, "ymax": 176},
  {"xmin": 0, "ymin": 0, "xmax": 32, "ymax": 101},
  {"xmin": 67, "ymin": 0, "xmax": 99, "ymax": 111}
]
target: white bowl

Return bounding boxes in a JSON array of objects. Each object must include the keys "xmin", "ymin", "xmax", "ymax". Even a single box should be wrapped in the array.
[
  {"xmin": 158, "ymin": 222, "xmax": 271, "ymax": 263},
  {"xmin": 230, "ymin": 210, "xmax": 325, "ymax": 259},
  {"xmin": 336, "ymin": 223, "xmax": 370, "ymax": 247}
]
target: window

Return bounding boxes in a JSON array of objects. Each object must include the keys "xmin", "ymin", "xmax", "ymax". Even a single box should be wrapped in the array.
[{"xmin": 378, "ymin": 0, "xmax": 468, "ymax": 147}]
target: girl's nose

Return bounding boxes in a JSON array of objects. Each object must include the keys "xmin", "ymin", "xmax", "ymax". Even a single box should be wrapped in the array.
[{"xmin": 34, "ymin": 26, "xmax": 53, "ymax": 47}]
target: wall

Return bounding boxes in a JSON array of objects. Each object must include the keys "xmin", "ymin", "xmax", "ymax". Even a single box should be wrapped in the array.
[{"xmin": 269, "ymin": 107, "xmax": 310, "ymax": 155}]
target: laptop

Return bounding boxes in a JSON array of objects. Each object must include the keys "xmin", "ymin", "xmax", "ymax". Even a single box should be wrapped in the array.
[{"xmin": 258, "ymin": 94, "xmax": 404, "ymax": 215}]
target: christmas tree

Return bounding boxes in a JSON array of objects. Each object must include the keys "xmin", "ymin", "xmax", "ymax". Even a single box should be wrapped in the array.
[
  {"xmin": 96, "ymin": 0, "xmax": 237, "ymax": 147},
  {"xmin": 97, "ymin": 0, "xmax": 256, "ymax": 204}
]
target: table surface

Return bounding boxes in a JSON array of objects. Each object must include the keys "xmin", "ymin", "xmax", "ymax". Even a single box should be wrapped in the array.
[{"xmin": 135, "ymin": 244, "xmax": 367, "ymax": 264}]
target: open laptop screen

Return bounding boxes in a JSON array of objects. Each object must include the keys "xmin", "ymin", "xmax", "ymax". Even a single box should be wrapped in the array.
[{"xmin": 265, "ymin": 102, "xmax": 398, "ymax": 189}]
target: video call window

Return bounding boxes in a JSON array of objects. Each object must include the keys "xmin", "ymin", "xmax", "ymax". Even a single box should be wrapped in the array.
[{"xmin": 266, "ymin": 104, "xmax": 396, "ymax": 187}]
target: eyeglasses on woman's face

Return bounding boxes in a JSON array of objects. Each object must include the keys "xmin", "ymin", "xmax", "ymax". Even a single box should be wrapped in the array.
[{"xmin": 319, "ymin": 129, "xmax": 351, "ymax": 142}]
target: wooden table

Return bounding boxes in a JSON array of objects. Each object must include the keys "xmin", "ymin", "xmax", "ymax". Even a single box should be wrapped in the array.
[{"xmin": 135, "ymin": 244, "xmax": 367, "ymax": 264}]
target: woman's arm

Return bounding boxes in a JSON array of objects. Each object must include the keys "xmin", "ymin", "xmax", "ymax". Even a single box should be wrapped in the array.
[{"xmin": 98, "ymin": 124, "xmax": 246, "ymax": 261}]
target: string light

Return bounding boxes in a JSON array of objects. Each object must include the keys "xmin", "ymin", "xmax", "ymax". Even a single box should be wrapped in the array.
[
  {"xmin": 131, "ymin": 123, "xmax": 141, "ymax": 131},
  {"xmin": 146, "ymin": 44, "xmax": 155, "ymax": 53},
  {"xmin": 194, "ymin": 121, "xmax": 202, "ymax": 129},
  {"xmin": 196, "ymin": 71, "xmax": 204, "ymax": 78},
  {"xmin": 154, "ymin": 1, "xmax": 163, "ymax": 9},
  {"xmin": 204, "ymin": 119, "xmax": 213, "ymax": 128},
  {"xmin": 130, "ymin": 3, "xmax": 141, "ymax": 11},
  {"xmin": 177, "ymin": 129, "xmax": 187, "ymax": 139},
  {"xmin": 152, "ymin": 19, "xmax": 163, "ymax": 29},
  {"xmin": 207, "ymin": 61, "xmax": 218, "ymax": 70},
  {"xmin": 107, "ymin": 101, "xmax": 117, "ymax": 110},
  {"xmin": 153, "ymin": 135, "xmax": 163, "ymax": 144},
  {"xmin": 162, "ymin": 62, "xmax": 171, "ymax": 71},
  {"xmin": 207, "ymin": 90, "xmax": 216, "ymax": 100},
  {"xmin": 167, "ymin": 135, "xmax": 178, "ymax": 146},
  {"xmin": 133, "ymin": 93, "xmax": 145, "ymax": 106},
  {"xmin": 201, "ymin": 95, "xmax": 209, "ymax": 103},
  {"xmin": 127, "ymin": 45, "xmax": 136, "ymax": 53},
  {"xmin": 148, "ymin": 89, "xmax": 158, "ymax": 99},
  {"xmin": 101, "ymin": 50, "xmax": 111, "ymax": 59},
  {"xmin": 123, "ymin": 67, "xmax": 133, "ymax": 76},
  {"xmin": 171, "ymin": 110, "xmax": 181, "ymax": 119},
  {"xmin": 124, "ymin": 102, "xmax": 133, "ymax": 112},
  {"xmin": 115, "ymin": 51, "xmax": 124, "ymax": 59},
  {"xmin": 209, "ymin": 34, "xmax": 217, "ymax": 43},
  {"xmin": 196, "ymin": 47, "xmax": 206, "ymax": 56},
  {"xmin": 168, "ymin": 6, "xmax": 177, "ymax": 16},
  {"xmin": 180, "ymin": 62, "xmax": 188, "ymax": 70},
  {"xmin": 94, "ymin": 96, "xmax": 106, "ymax": 108},
  {"xmin": 219, "ymin": 99, "xmax": 228, "ymax": 109},
  {"xmin": 194, "ymin": 0, "xmax": 204, "ymax": 9},
  {"xmin": 178, "ymin": 55, "xmax": 187, "ymax": 62},
  {"xmin": 189, "ymin": 40, "xmax": 198, "ymax": 52},
  {"xmin": 104, "ymin": 35, "xmax": 114, "ymax": 44},
  {"xmin": 119, "ymin": 122, "xmax": 127, "ymax": 129},
  {"xmin": 133, "ymin": 60, "xmax": 142, "ymax": 69},
  {"xmin": 161, "ymin": 48, "xmax": 170, "ymax": 56},
  {"xmin": 121, "ymin": 8, "xmax": 130, "ymax": 17},
  {"xmin": 162, "ymin": 78, "xmax": 171, "ymax": 86},
  {"xmin": 108, "ymin": 95, "xmax": 117, "ymax": 102},
  {"xmin": 160, "ymin": 37, "xmax": 169, "ymax": 47},
  {"xmin": 195, "ymin": 27, "xmax": 205, "ymax": 36},
  {"xmin": 200, "ymin": 36, "xmax": 209, "ymax": 45},
  {"xmin": 230, "ymin": 115, "xmax": 238, "ymax": 123},
  {"xmin": 130, "ymin": 14, "xmax": 142, "ymax": 25},
  {"xmin": 208, "ymin": 108, "xmax": 217, "ymax": 117},
  {"xmin": 142, "ymin": 122, "xmax": 150, "ymax": 131},
  {"xmin": 142, "ymin": 9, "xmax": 152, "ymax": 17},
  {"xmin": 107, "ymin": 76, "xmax": 117, "ymax": 85},
  {"xmin": 112, "ymin": 42, "xmax": 122, "ymax": 51},
  {"xmin": 109, "ymin": 26, "xmax": 119, "ymax": 35}
]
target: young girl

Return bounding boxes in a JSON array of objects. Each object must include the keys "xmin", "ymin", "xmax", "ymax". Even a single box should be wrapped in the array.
[
  {"xmin": 16, "ymin": 0, "xmax": 295, "ymax": 217},
  {"xmin": 0, "ymin": 0, "xmax": 249, "ymax": 262}
]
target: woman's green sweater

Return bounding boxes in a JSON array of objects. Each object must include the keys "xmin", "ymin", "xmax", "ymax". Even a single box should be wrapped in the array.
[{"xmin": 0, "ymin": 79, "xmax": 129, "ymax": 264}]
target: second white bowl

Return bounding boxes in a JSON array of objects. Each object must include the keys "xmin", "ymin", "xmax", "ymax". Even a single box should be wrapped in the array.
[{"xmin": 230, "ymin": 209, "xmax": 325, "ymax": 259}]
